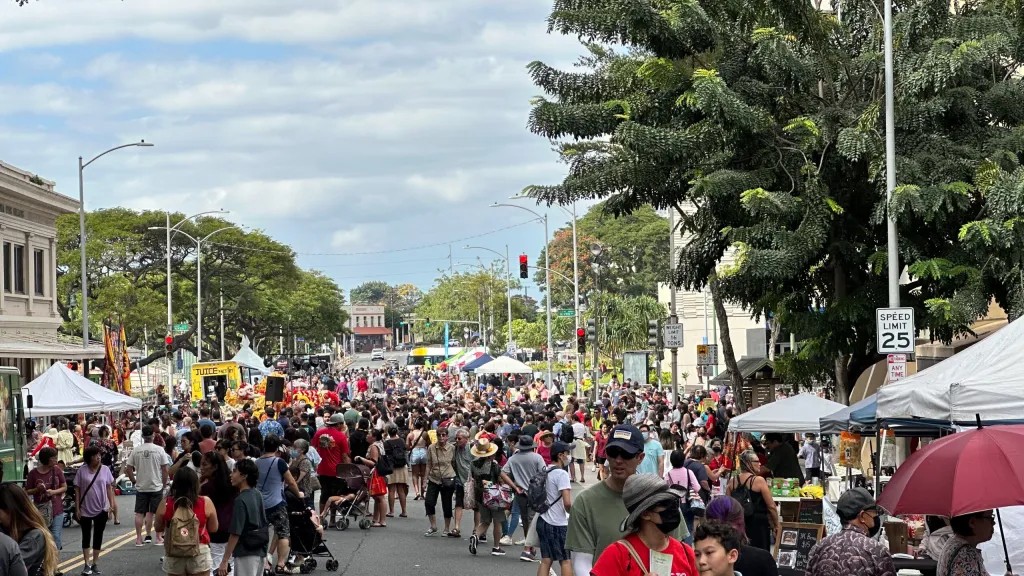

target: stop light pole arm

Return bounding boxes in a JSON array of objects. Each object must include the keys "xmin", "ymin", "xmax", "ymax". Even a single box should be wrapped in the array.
[{"xmin": 526, "ymin": 264, "xmax": 574, "ymax": 286}]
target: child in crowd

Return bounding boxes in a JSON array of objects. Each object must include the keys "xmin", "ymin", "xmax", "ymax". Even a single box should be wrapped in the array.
[{"xmin": 694, "ymin": 521, "xmax": 744, "ymax": 576}]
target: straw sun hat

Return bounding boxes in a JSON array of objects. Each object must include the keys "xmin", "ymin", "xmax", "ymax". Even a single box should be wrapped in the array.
[{"xmin": 470, "ymin": 438, "xmax": 498, "ymax": 458}]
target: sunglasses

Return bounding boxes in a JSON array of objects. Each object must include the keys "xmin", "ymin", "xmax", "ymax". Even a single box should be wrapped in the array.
[{"xmin": 606, "ymin": 446, "xmax": 640, "ymax": 460}]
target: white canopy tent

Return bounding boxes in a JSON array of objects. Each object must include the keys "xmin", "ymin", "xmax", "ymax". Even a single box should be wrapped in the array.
[
  {"xmin": 877, "ymin": 316, "xmax": 1024, "ymax": 422},
  {"xmin": 230, "ymin": 336, "xmax": 271, "ymax": 374},
  {"xmin": 473, "ymin": 355, "xmax": 534, "ymax": 375},
  {"xmin": 23, "ymin": 362, "xmax": 142, "ymax": 416},
  {"xmin": 728, "ymin": 393, "xmax": 845, "ymax": 433}
]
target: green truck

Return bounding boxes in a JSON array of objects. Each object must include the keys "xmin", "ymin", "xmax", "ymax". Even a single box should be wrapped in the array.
[{"xmin": 0, "ymin": 367, "xmax": 27, "ymax": 482}]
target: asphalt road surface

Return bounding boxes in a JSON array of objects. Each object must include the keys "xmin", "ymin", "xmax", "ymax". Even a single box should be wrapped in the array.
[
  {"xmin": 343, "ymin": 350, "xmax": 408, "ymax": 372},
  {"xmin": 54, "ymin": 483, "xmax": 586, "ymax": 576}
]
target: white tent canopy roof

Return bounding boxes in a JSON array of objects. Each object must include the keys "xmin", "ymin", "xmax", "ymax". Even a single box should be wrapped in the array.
[
  {"xmin": 728, "ymin": 393, "xmax": 845, "ymax": 433},
  {"xmin": 877, "ymin": 316, "xmax": 1024, "ymax": 422},
  {"xmin": 473, "ymin": 355, "xmax": 534, "ymax": 375},
  {"xmin": 23, "ymin": 362, "xmax": 142, "ymax": 416},
  {"xmin": 230, "ymin": 336, "xmax": 271, "ymax": 374}
]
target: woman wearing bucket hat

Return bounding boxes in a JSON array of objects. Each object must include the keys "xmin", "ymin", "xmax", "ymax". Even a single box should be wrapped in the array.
[
  {"xmin": 468, "ymin": 438, "xmax": 508, "ymax": 557},
  {"xmin": 590, "ymin": 473, "xmax": 698, "ymax": 576}
]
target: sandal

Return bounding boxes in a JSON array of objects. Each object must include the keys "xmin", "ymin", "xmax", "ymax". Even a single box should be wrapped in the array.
[
  {"xmin": 386, "ymin": 513, "xmax": 394, "ymax": 518},
  {"xmin": 371, "ymin": 523, "xmax": 386, "ymax": 528},
  {"xmin": 448, "ymin": 530, "xmax": 461, "ymax": 538},
  {"xmin": 399, "ymin": 513, "xmax": 408, "ymax": 518}
]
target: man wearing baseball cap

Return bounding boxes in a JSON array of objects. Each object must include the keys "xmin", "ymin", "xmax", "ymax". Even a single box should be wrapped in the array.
[
  {"xmin": 806, "ymin": 487, "xmax": 895, "ymax": 576},
  {"xmin": 566, "ymin": 425, "xmax": 688, "ymax": 576}
]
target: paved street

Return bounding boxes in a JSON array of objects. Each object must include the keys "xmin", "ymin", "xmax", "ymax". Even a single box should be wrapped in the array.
[
  {"xmin": 55, "ymin": 479, "xmax": 581, "ymax": 576},
  {"xmin": 344, "ymin": 350, "xmax": 408, "ymax": 371}
]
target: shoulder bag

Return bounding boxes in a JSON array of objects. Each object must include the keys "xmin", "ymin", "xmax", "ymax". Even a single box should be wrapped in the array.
[
  {"xmin": 35, "ymin": 468, "xmax": 56, "ymax": 526},
  {"xmin": 75, "ymin": 466, "xmax": 103, "ymax": 522},
  {"xmin": 616, "ymin": 539, "xmax": 651, "ymax": 576}
]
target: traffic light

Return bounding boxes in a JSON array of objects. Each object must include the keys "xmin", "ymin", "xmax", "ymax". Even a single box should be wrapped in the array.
[
  {"xmin": 576, "ymin": 327, "xmax": 586, "ymax": 353},
  {"xmin": 519, "ymin": 254, "xmax": 528, "ymax": 279},
  {"xmin": 647, "ymin": 319, "xmax": 660, "ymax": 348},
  {"xmin": 164, "ymin": 334, "xmax": 174, "ymax": 356},
  {"xmin": 586, "ymin": 318, "xmax": 597, "ymax": 343}
]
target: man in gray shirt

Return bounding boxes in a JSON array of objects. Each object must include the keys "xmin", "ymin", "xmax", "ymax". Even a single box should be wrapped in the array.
[
  {"xmin": 500, "ymin": 435, "xmax": 547, "ymax": 562},
  {"xmin": 0, "ymin": 531, "xmax": 27, "ymax": 576}
]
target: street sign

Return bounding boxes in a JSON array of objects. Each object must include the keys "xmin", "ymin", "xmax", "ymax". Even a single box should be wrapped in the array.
[
  {"xmin": 876, "ymin": 307, "xmax": 915, "ymax": 354},
  {"xmin": 557, "ymin": 309, "xmax": 575, "ymax": 317},
  {"xmin": 887, "ymin": 354, "xmax": 907, "ymax": 383},
  {"xmin": 662, "ymin": 323, "xmax": 683, "ymax": 348},
  {"xmin": 296, "ymin": 337, "xmax": 305, "ymax": 342},
  {"xmin": 507, "ymin": 340, "xmax": 517, "ymax": 353},
  {"xmin": 697, "ymin": 344, "xmax": 719, "ymax": 366},
  {"xmin": 173, "ymin": 323, "xmax": 189, "ymax": 332}
]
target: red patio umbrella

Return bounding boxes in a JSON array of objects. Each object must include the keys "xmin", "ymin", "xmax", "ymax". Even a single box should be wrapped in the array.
[
  {"xmin": 877, "ymin": 423, "xmax": 1024, "ymax": 516},
  {"xmin": 877, "ymin": 422, "xmax": 1024, "ymax": 574}
]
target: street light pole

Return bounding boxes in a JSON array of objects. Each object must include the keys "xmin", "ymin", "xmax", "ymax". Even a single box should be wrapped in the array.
[
  {"xmin": 464, "ymin": 244, "xmax": 514, "ymax": 353},
  {"xmin": 491, "ymin": 202, "xmax": 554, "ymax": 390},
  {"xmin": 78, "ymin": 140, "xmax": 153, "ymax": 351},
  {"xmin": 884, "ymin": 0, "xmax": 900, "ymax": 308},
  {"xmin": 568, "ymin": 203, "xmax": 581, "ymax": 389}
]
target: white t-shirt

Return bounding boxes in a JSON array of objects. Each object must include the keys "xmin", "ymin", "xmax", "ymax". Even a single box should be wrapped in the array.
[
  {"xmin": 541, "ymin": 467, "xmax": 572, "ymax": 526},
  {"xmin": 127, "ymin": 442, "xmax": 167, "ymax": 493}
]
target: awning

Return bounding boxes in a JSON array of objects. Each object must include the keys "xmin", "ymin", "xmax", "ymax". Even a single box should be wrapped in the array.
[{"xmin": 0, "ymin": 331, "xmax": 107, "ymax": 359}]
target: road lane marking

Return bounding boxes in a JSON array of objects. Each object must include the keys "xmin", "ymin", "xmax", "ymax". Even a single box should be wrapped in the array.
[{"xmin": 58, "ymin": 530, "xmax": 138, "ymax": 571}]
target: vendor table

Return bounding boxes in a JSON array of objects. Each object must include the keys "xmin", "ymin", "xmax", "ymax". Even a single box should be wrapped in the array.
[{"xmin": 892, "ymin": 557, "xmax": 937, "ymax": 576}]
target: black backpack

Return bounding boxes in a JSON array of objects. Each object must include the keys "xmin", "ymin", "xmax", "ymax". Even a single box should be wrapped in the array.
[
  {"xmin": 732, "ymin": 474, "xmax": 756, "ymax": 517},
  {"xmin": 559, "ymin": 422, "xmax": 575, "ymax": 444},
  {"xmin": 526, "ymin": 465, "xmax": 558, "ymax": 514},
  {"xmin": 385, "ymin": 438, "xmax": 407, "ymax": 467},
  {"xmin": 375, "ymin": 443, "xmax": 394, "ymax": 476}
]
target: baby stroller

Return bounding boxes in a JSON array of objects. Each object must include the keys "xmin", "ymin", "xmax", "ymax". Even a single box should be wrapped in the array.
[
  {"xmin": 325, "ymin": 463, "xmax": 372, "ymax": 531},
  {"xmin": 62, "ymin": 466, "xmax": 80, "ymax": 528},
  {"xmin": 285, "ymin": 492, "xmax": 339, "ymax": 573}
]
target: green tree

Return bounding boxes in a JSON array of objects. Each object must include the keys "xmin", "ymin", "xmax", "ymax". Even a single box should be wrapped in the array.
[
  {"xmin": 415, "ymin": 268, "xmax": 527, "ymax": 349},
  {"xmin": 534, "ymin": 202, "xmax": 669, "ymax": 303},
  {"xmin": 57, "ymin": 209, "xmax": 347, "ymax": 367},
  {"xmin": 526, "ymin": 0, "xmax": 1024, "ymax": 402}
]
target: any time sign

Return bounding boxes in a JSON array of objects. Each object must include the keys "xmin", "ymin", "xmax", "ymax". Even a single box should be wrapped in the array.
[{"xmin": 876, "ymin": 307, "xmax": 915, "ymax": 354}]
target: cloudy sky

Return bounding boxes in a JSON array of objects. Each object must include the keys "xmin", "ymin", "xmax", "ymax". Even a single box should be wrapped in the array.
[{"xmin": 0, "ymin": 0, "xmax": 585, "ymax": 296}]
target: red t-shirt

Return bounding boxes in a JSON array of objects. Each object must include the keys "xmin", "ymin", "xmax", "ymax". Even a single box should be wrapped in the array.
[
  {"xmin": 162, "ymin": 496, "xmax": 211, "ymax": 545},
  {"xmin": 356, "ymin": 379, "xmax": 369, "ymax": 393},
  {"xmin": 591, "ymin": 533, "xmax": 698, "ymax": 576},
  {"xmin": 312, "ymin": 427, "xmax": 351, "ymax": 477}
]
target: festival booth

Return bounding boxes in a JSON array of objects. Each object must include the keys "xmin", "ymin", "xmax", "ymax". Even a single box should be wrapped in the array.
[
  {"xmin": 728, "ymin": 393, "xmax": 845, "ymax": 434},
  {"xmin": 473, "ymin": 355, "xmax": 533, "ymax": 374},
  {"xmin": 461, "ymin": 354, "xmax": 494, "ymax": 372},
  {"xmin": 22, "ymin": 362, "xmax": 142, "ymax": 416},
  {"xmin": 230, "ymin": 336, "xmax": 272, "ymax": 376},
  {"xmin": 727, "ymin": 394, "xmax": 845, "ymax": 575},
  {"xmin": 873, "ymin": 317, "xmax": 1024, "ymax": 575}
]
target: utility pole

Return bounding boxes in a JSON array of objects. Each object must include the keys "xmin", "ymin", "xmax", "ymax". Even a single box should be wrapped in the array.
[
  {"xmin": 669, "ymin": 208, "xmax": 679, "ymax": 403},
  {"xmin": 219, "ymin": 289, "xmax": 226, "ymax": 360}
]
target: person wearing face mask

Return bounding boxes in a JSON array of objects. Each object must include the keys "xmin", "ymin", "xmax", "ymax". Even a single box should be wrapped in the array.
[
  {"xmin": 590, "ymin": 474, "xmax": 698, "ymax": 576},
  {"xmin": 637, "ymin": 425, "xmax": 665, "ymax": 477},
  {"xmin": 805, "ymin": 488, "xmax": 895, "ymax": 576},
  {"xmin": 566, "ymin": 425, "xmax": 689, "ymax": 576}
]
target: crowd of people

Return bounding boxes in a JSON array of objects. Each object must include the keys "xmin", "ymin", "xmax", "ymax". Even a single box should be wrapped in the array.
[{"xmin": 4, "ymin": 364, "xmax": 987, "ymax": 576}]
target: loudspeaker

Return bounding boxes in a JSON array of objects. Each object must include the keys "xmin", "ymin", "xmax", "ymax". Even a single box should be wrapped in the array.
[{"xmin": 265, "ymin": 376, "xmax": 286, "ymax": 403}]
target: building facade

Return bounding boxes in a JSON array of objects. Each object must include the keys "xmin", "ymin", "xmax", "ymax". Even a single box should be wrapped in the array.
[
  {"xmin": 0, "ymin": 161, "xmax": 104, "ymax": 382},
  {"xmin": 343, "ymin": 304, "xmax": 391, "ymax": 352}
]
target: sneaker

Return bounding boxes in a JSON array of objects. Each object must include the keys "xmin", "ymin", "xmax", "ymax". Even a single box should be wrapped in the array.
[
  {"xmin": 491, "ymin": 548, "xmax": 506, "ymax": 556},
  {"xmin": 479, "ymin": 534, "xmax": 487, "ymax": 543},
  {"xmin": 514, "ymin": 538, "xmax": 527, "ymax": 546},
  {"xmin": 143, "ymin": 535, "xmax": 153, "ymax": 545},
  {"xmin": 519, "ymin": 550, "xmax": 536, "ymax": 562},
  {"xmin": 499, "ymin": 535, "xmax": 513, "ymax": 546},
  {"xmin": 81, "ymin": 567, "xmax": 93, "ymax": 576},
  {"xmin": 91, "ymin": 565, "xmax": 102, "ymax": 575},
  {"xmin": 468, "ymin": 534, "xmax": 478, "ymax": 556}
]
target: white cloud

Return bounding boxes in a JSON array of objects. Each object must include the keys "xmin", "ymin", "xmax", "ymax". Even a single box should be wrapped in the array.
[{"xmin": 0, "ymin": 0, "xmax": 583, "ymax": 289}]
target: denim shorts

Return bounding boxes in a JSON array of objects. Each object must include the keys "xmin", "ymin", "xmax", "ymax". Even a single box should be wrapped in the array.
[
  {"xmin": 536, "ymin": 516, "xmax": 569, "ymax": 561},
  {"xmin": 409, "ymin": 447, "xmax": 428, "ymax": 465}
]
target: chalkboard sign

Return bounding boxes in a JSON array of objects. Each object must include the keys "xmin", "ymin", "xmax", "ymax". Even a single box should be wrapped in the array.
[
  {"xmin": 774, "ymin": 522, "xmax": 824, "ymax": 576},
  {"xmin": 798, "ymin": 499, "xmax": 823, "ymax": 524}
]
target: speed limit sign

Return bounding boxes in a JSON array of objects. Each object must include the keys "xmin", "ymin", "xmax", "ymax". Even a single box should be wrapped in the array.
[{"xmin": 876, "ymin": 307, "xmax": 915, "ymax": 354}]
